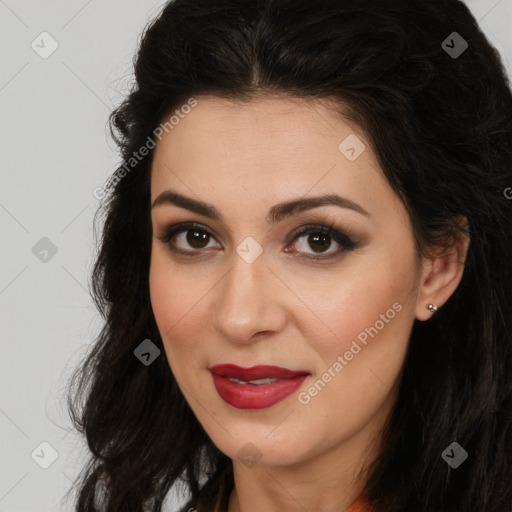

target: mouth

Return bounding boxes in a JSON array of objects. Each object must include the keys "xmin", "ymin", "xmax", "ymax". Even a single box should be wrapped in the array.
[
  {"xmin": 209, "ymin": 364, "xmax": 310, "ymax": 382},
  {"xmin": 208, "ymin": 364, "xmax": 311, "ymax": 410}
]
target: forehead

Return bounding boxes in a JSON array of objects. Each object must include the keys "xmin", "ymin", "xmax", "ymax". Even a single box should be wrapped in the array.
[
  {"xmin": 149, "ymin": 94, "xmax": 401, "ymax": 225},
  {"xmin": 152, "ymin": 95, "xmax": 377, "ymax": 176},
  {"xmin": 154, "ymin": 94, "xmax": 358, "ymax": 151}
]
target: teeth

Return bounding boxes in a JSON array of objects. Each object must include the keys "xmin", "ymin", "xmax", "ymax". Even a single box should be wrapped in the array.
[{"xmin": 228, "ymin": 377, "xmax": 280, "ymax": 385}]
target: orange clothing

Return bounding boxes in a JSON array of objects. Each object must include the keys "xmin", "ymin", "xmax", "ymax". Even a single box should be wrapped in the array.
[
  {"xmin": 213, "ymin": 490, "xmax": 371, "ymax": 512},
  {"xmin": 345, "ymin": 493, "xmax": 372, "ymax": 512}
]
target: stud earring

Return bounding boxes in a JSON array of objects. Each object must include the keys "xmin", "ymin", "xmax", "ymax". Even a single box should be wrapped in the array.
[{"xmin": 426, "ymin": 303, "xmax": 439, "ymax": 314}]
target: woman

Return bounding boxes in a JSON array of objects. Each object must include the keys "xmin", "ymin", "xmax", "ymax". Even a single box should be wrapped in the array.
[{"xmin": 66, "ymin": 1, "xmax": 512, "ymax": 511}]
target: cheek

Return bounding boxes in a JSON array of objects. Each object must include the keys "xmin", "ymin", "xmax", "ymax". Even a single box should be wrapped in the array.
[
  {"xmin": 149, "ymin": 248, "xmax": 209, "ymax": 364},
  {"xmin": 289, "ymin": 277, "xmax": 414, "ymax": 444},
  {"xmin": 291, "ymin": 260, "xmax": 413, "ymax": 352},
  {"xmin": 149, "ymin": 259, "xmax": 179, "ymax": 337},
  {"xmin": 293, "ymin": 245, "xmax": 417, "ymax": 394}
]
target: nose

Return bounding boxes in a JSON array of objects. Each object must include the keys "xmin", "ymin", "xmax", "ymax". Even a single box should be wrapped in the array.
[{"xmin": 213, "ymin": 250, "xmax": 287, "ymax": 345}]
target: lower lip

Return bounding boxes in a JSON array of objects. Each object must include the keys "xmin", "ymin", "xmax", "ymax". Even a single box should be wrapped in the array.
[{"xmin": 210, "ymin": 373, "xmax": 310, "ymax": 410}]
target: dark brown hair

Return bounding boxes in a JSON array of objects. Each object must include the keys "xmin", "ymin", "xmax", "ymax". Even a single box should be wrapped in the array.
[{"xmin": 67, "ymin": 1, "xmax": 512, "ymax": 510}]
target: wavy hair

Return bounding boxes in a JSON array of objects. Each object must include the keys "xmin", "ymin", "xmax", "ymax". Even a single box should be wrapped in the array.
[{"xmin": 67, "ymin": 1, "xmax": 512, "ymax": 511}]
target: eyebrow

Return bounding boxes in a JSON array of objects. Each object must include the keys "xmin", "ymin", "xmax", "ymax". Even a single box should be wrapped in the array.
[{"xmin": 151, "ymin": 190, "xmax": 370, "ymax": 223}]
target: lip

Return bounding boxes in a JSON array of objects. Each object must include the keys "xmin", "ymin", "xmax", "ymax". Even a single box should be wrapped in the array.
[
  {"xmin": 209, "ymin": 364, "xmax": 311, "ymax": 410},
  {"xmin": 209, "ymin": 364, "xmax": 310, "ymax": 380}
]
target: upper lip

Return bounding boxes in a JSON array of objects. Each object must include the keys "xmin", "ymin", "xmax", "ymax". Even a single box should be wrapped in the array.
[{"xmin": 209, "ymin": 364, "xmax": 310, "ymax": 380}]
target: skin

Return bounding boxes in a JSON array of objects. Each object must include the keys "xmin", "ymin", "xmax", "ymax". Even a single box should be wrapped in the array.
[{"xmin": 149, "ymin": 95, "xmax": 469, "ymax": 512}]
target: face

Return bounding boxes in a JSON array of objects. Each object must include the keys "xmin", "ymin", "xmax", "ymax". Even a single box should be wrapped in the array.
[{"xmin": 149, "ymin": 95, "xmax": 423, "ymax": 470}]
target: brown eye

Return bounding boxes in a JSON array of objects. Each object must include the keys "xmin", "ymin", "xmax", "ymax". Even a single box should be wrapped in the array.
[
  {"xmin": 157, "ymin": 222, "xmax": 358, "ymax": 261},
  {"xmin": 305, "ymin": 233, "xmax": 332, "ymax": 253},
  {"xmin": 287, "ymin": 224, "xmax": 357, "ymax": 261},
  {"xmin": 171, "ymin": 228, "xmax": 219, "ymax": 252},
  {"xmin": 184, "ymin": 229, "xmax": 210, "ymax": 249},
  {"xmin": 293, "ymin": 231, "xmax": 340, "ymax": 257},
  {"xmin": 157, "ymin": 223, "xmax": 220, "ymax": 256}
]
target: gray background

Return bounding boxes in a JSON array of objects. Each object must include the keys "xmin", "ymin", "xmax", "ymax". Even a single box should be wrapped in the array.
[{"xmin": 1, "ymin": 1, "xmax": 511, "ymax": 511}]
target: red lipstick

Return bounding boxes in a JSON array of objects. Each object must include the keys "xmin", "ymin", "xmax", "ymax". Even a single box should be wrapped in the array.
[{"xmin": 209, "ymin": 364, "xmax": 310, "ymax": 410}]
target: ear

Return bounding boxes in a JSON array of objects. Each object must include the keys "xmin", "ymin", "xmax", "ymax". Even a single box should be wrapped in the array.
[{"xmin": 415, "ymin": 216, "xmax": 470, "ymax": 321}]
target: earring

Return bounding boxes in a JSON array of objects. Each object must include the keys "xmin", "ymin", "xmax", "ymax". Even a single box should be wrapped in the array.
[{"xmin": 426, "ymin": 303, "xmax": 439, "ymax": 314}]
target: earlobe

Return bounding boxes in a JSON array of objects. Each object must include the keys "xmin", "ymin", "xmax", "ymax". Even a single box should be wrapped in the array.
[
  {"xmin": 414, "ymin": 217, "xmax": 470, "ymax": 322},
  {"xmin": 425, "ymin": 303, "xmax": 439, "ymax": 314}
]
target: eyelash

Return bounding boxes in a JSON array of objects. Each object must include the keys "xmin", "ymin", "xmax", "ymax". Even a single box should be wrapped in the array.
[{"xmin": 156, "ymin": 222, "xmax": 358, "ymax": 261}]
